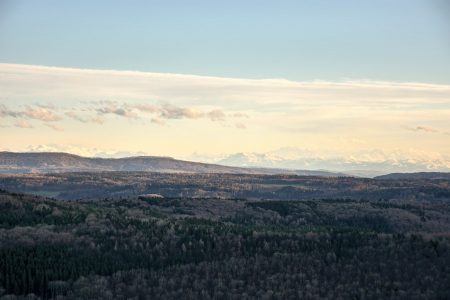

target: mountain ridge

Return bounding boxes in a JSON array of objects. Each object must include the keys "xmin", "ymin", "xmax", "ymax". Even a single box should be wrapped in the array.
[
  {"xmin": 375, "ymin": 172, "xmax": 450, "ymax": 180},
  {"xmin": 214, "ymin": 150, "xmax": 450, "ymax": 177},
  {"xmin": 0, "ymin": 151, "xmax": 345, "ymax": 176}
]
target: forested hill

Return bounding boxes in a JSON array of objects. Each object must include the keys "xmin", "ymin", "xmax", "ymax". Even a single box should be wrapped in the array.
[
  {"xmin": 0, "ymin": 151, "xmax": 343, "ymax": 176},
  {"xmin": 1, "ymin": 189, "xmax": 450, "ymax": 298},
  {"xmin": 0, "ymin": 151, "xmax": 260, "ymax": 174}
]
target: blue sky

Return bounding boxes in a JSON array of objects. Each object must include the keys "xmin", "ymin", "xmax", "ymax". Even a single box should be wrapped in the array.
[{"xmin": 0, "ymin": 0, "xmax": 449, "ymax": 83}]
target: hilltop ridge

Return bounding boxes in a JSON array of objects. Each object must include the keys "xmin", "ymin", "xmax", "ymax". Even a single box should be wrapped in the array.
[{"xmin": 0, "ymin": 151, "xmax": 344, "ymax": 176}]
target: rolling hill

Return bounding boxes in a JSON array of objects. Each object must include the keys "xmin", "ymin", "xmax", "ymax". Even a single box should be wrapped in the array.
[{"xmin": 0, "ymin": 151, "xmax": 345, "ymax": 176}]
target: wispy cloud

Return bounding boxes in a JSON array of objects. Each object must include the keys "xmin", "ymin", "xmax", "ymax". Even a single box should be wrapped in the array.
[
  {"xmin": 23, "ymin": 106, "xmax": 61, "ymax": 122},
  {"xmin": 1, "ymin": 63, "xmax": 449, "ymax": 110},
  {"xmin": 44, "ymin": 123, "xmax": 64, "ymax": 131},
  {"xmin": 0, "ymin": 105, "xmax": 21, "ymax": 118},
  {"xmin": 150, "ymin": 118, "xmax": 165, "ymax": 126},
  {"xmin": 98, "ymin": 102, "xmax": 234, "ymax": 124},
  {"xmin": 405, "ymin": 126, "xmax": 438, "ymax": 133},
  {"xmin": 96, "ymin": 102, "xmax": 139, "ymax": 119},
  {"xmin": 134, "ymin": 104, "xmax": 160, "ymax": 114},
  {"xmin": 207, "ymin": 109, "xmax": 226, "ymax": 121},
  {"xmin": 0, "ymin": 104, "xmax": 61, "ymax": 122},
  {"xmin": 231, "ymin": 112, "xmax": 249, "ymax": 118},
  {"xmin": 150, "ymin": 104, "xmax": 227, "ymax": 122},
  {"xmin": 157, "ymin": 103, "xmax": 203, "ymax": 120},
  {"xmin": 65, "ymin": 111, "xmax": 106, "ymax": 124},
  {"xmin": 91, "ymin": 116, "xmax": 104, "ymax": 124},
  {"xmin": 65, "ymin": 111, "xmax": 88, "ymax": 122},
  {"xmin": 14, "ymin": 120, "xmax": 33, "ymax": 129},
  {"xmin": 1, "ymin": 101, "xmax": 244, "ymax": 128},
  {"xmin": 403, "ymin": 125, "xmax": 450, "ymax": 135}
]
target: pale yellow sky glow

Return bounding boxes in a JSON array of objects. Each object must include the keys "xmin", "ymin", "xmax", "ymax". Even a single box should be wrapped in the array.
[{"xmin": 1, "ymin": 63, "xmax": 449, "ymax": 171}]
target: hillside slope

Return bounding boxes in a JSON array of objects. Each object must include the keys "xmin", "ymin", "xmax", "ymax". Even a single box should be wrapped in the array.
[{"xmin": 0, "ymin": 151, "xmax": 344, "ymax": 176}]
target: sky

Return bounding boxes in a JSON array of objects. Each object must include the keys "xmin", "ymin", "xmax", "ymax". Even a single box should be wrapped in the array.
[{"xmin": 0, "ymin": 0, "xmax": 449, "ymax": 172}]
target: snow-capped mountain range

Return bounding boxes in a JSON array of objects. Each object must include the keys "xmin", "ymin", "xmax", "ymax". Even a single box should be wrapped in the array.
[{"xmin": 190, "ymin": 147, "xmax": 450, "ymax": 177}]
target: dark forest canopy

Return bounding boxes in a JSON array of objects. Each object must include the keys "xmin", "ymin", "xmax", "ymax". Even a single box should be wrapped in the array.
[{"xmin": 1, "ymin": 188, "xmax": 450, "ymax": 299}]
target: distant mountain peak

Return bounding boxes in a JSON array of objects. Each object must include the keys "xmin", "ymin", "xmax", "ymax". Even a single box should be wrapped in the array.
[{"xmin": 215, "ymin": 149, "xmax": 450, "ymax": 177}]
